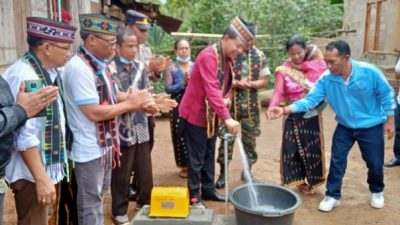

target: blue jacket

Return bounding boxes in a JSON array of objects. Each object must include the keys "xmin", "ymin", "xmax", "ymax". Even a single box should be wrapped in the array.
[{"xmin": 291, "ymin": 60, "xmax": 395, "ymax": 129}]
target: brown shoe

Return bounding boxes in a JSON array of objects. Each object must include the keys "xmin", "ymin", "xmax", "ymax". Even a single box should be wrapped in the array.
[{"xmin": 179, "ymin": 168, "xmax": 188, "ymax": 178}]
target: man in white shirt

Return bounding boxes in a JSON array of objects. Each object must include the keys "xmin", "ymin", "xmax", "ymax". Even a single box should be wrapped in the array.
[
  {"xmin": 2, "ymin": 17, "xmax": 76, "ymax": 225},
  {"xmin": 63, "ymin": 14, "xmax": 154, "ymax": 225}
]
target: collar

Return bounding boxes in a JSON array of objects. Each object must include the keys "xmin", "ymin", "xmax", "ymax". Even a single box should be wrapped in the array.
[
  {"xmin": 326, "ymin": 60, "xmax": 357, "ymax": 83},
  {"xmin": 80, "ymin": 45, "xmax": 107, "ymax": 70},
  {"xmin": 114, "ymin": 57, "xmax": 139, "ymax": 74}
]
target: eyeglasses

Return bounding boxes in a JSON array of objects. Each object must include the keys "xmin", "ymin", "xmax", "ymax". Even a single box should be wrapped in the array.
[
  {"xmin": 48, "ymin": 42, "xmax": 71, "ymax": 51},
  {"xmin": 93, "ymin": 34, "xmax": 117, "ymax": 45}
]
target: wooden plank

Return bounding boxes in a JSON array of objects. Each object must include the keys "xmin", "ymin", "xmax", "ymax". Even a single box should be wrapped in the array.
[
  {"xmin": 0, "ymin": 0, "xmax": 18, "ymax": 65},
  {"xmin": 368, "ymin": 50, "xmax": 400, "ymax": 56},
  {"xmin": 363, "ymin": 3, "xmax": 372, "ymax": 53},
  {"xmin": 13, "ymin": 0, "xmax": 31, "ymax": 58},
  {"xmin": 373, "ymin": 1, "xmax": 382, "ymax": 50},
  {"xmin": 171, "ymin": 32, "xmax": 271, "ymax": 39},
  {"xmin": 31, "ymin": 0, "xmax": 49, "ymax": 17},
  {"xmin": 68, "ymin": 0, "xmax": 92, "ymax": 51},
  {"xmin": 91, "ymin": 1, "xmax": 101, "ymax": 13}
]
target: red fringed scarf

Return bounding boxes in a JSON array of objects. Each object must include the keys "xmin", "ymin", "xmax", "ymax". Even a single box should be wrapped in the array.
[{"xmin": 78, "ymin": 46, "xmax": 120, "ymax": 167}]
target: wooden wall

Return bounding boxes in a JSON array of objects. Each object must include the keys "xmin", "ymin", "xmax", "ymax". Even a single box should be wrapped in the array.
[
  {"xmin": 0, "ymin": 0, "xmax": 17, "ymax": 67},
  {"xmin": 0, "ymin": 0, "xmax": 99, "ymax": 70},
  {"xmin": 343, "ymin": 0, "xmax": 400, "ymax": 65},
  {"xmin": 0, "ymin": 0, "xmax": 49, "ymax": 68}
]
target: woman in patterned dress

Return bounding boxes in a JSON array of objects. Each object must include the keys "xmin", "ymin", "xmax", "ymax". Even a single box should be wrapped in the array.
[
  {"xmin": 165, "ymin": 39, "xmax": 193, "ymax": 178},
  {"xmin": 267, "ymin": 35, "xmax": 328, "ymax": 194}
]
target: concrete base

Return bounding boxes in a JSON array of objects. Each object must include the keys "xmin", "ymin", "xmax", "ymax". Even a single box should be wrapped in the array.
[
  {"xmin": 132, "ymin": 205, "xmax": 214, "ymax": 225},
  {"xmin": 212, "ymin": 214, "xmax": 236, "ymax": 225}
]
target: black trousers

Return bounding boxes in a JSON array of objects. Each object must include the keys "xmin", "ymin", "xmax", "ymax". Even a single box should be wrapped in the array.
[
  {"xmin": 114, "ymin": 143, "xmax": 153, "ymax": 213},
  {"xmin": 130, "ymin": 116, "xmax": 155, "ymax": 190},
  {"xmin": 183, "ymin": 119, "xmax": 217, "ymax": 199},
  {"xmin": 393, "ymin": 103, "xmax": 400, "ymax": 159},
  {"xmin": 148, "ymin": 116, "xmax": 155, "ymax": 152}
]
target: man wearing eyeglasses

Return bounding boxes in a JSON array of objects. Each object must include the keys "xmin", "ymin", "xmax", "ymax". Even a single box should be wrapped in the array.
[
  {"xmin": 62, "ymin": 14, "xmax": 155, "ymax": 225},
  {"xmin": 1, "ymin": 17, "xmax": 76, "ymax": 225}
]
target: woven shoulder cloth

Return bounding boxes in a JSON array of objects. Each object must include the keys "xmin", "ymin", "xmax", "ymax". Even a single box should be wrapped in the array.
[
  {"xmin": 275, "ymin": 65, "xmax": 327, "ymax": 118},
  {"xmin": 206, "ymin": 42, "xmax": 233, "ymax": 138},
  {"xmin": 231, "ymin": 48, "xmax": 261, "ymax": 122},
  {"xmin": 77, "ymin": 46, "xmax": 120, "ymax": 167},
  {"xmin": 275, "ymin": 65, "xmax": 307, "ymax": 89},
  {"xmin": 22, "ymin": 49, "xmax": 68, "ymax": 181}
]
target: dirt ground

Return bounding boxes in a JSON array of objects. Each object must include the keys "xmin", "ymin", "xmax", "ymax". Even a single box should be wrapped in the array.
[{"xmin": 3, "ymin": 106, "xmax": 400, "ymax": 225}]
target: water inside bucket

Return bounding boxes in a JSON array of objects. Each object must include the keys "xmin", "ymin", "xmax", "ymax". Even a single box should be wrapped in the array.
[
  {"xmin": 252, "ymin": 204, "xmax": 281, "ymax": 213},
  {"xmin": 236, "ymin": 136, "xmax": 259, "ymax": 208}
]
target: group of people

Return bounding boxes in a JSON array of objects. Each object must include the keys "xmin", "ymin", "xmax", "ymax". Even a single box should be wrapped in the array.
[
  {"xmin": 0, "ymin": 10, "xmax": 176, "ymax": 225},
  {"xmin": 164, "ymin": 14, "xmax": 396, "ymax": 215},
  {"xmin": 0, "ymin": 8, "xmax": 398, "ymax": 225}
]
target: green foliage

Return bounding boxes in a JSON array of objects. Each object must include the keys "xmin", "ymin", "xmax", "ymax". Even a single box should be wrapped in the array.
[
  {"xmin": 146, "ymin": 26, "xmax": 175, "ymax": 94},
  {"xmin": 331, "ymin": 0, "xmax": 344, "ymax": 4},
  {"xmin": 145, "ymin": 0, "xmax": 343, "ymax": 90}
]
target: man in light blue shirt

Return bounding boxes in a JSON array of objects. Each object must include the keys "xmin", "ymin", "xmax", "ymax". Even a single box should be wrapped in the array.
[{"xmin": 268, "ymin": 40, "xmax": 395, "ymax": 212}]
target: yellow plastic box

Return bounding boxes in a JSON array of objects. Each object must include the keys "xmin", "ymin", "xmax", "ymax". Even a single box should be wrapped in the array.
[{"xmin": 149, "ymin": 187, "xmax": 189, "ymax": 218}]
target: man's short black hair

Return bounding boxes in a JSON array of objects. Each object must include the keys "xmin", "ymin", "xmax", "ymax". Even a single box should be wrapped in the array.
[
  {"xmin": 80, "ymin": 30, "xmax": 92, "ymax": 40},
  {"xmin": 116, "ymin": 26, "xmax": 135, "ymax": 46},
  {"xmin": 223, "ymin": 26, "xmax": 239, "ymax": 39},
  {"xmin": 27, "ymin": 35, "xmax": 46, "ymax": 48},
  {"xmin": 325, "ymin": 40, "xmax": 351, "ymax": 56}
]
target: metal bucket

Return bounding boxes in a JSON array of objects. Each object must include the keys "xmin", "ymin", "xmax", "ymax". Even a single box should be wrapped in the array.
[{"xmin": 229, "ymin": 183, "xmax": 301, "ymax": 225}]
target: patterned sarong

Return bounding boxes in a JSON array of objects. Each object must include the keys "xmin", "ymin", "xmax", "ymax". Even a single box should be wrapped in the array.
[{"xmin": 281, "ymin": 112, "xmax": 325, "ymax": 190}]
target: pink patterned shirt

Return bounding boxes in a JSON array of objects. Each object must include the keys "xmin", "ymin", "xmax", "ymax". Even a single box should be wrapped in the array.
[{"xmin": 269, "ymin": 60, "xmax": 327, "ymax": 107}]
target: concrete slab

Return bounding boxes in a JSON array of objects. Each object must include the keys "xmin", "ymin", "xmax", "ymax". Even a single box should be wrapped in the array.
[
  {"xmin": 132, "ymin": 205, "xmax": 214, "ymax": 225},
  {"xmin": 212, "ymin": 214, "xmax": 236, "ymax": 225}
]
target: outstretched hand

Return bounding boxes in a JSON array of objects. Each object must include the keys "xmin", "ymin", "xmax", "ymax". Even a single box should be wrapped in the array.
[{"xmin": 266, "ymin": 107, "xmax": 284, "ymax": 120}]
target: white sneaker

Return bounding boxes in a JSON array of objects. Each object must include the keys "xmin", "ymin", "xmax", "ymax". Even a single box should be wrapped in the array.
[
  {"xmin": 113, "ymin": 214, "xmax": 130, "ymax": 225},
  {"xmin": 370, "ymin": 192, "xmax": 384, "ymax": 209},
  {"xmin": 318, "ymin": 196, "xmax": 340, "ymax": 212}
]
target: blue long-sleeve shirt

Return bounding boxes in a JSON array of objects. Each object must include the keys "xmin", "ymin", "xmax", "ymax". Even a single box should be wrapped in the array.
[
  {"xmin": 291, "ymin": 60, "xmax": 395, "ymax": 129},
  {"xmin": 164, "ymin": 62, "xmax": 190, "ymax": 95}
]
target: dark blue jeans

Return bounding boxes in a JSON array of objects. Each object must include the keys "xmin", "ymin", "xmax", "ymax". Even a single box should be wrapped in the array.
[
  {"xmin": 326, "ymin": 123, "xmax": 384, "ymax": 199},
  {"xmin": 393, "ymin": 103, "xmax": 400, "ymax": 159}
]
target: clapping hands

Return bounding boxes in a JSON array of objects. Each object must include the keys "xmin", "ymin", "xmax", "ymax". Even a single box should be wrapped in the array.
[
  {"xmin": 153, "ymin": 93, "xmax": 178, "ymax": 110},
  {"xmin": 234, "ymin": 77, "xmax": 252, "ymax": 89},
  {"xmin": 148, "ymin": 56, "xmax": 173, "ymax": 74},
  {"xmin": 125, "ymin": 87, "xmax": 155, "ymax": 112}
]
